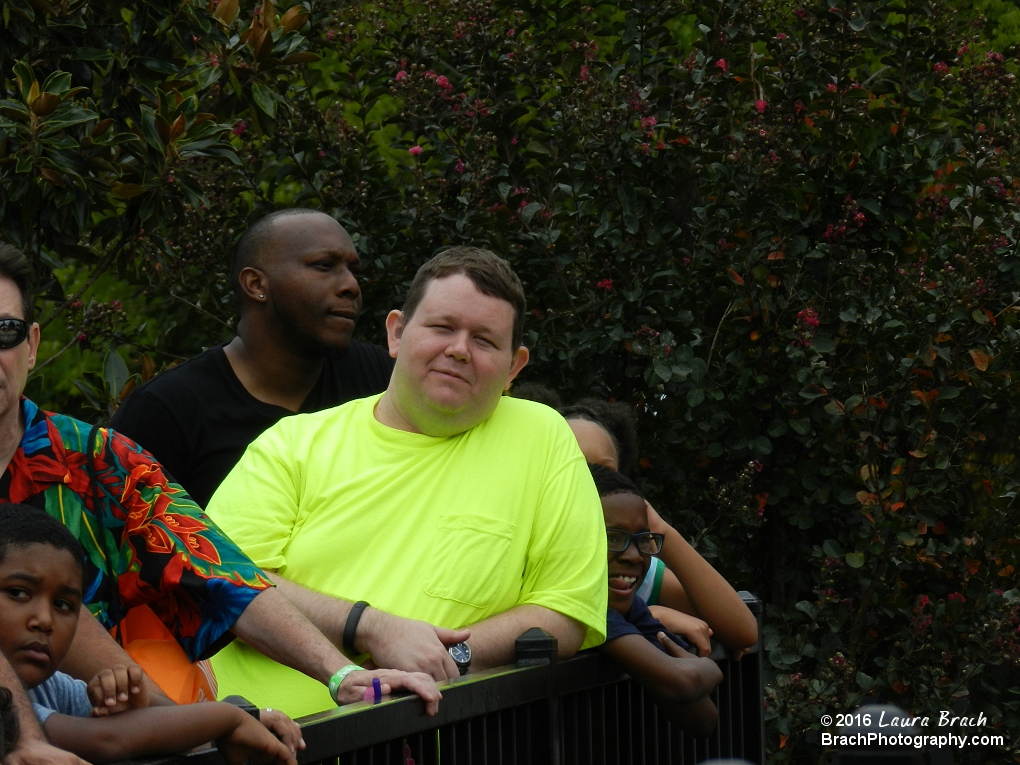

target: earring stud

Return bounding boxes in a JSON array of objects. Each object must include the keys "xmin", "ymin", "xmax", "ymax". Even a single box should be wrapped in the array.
[{"xmin": 258, "ymin": 293, "xmax": 265, "ymax": 299}]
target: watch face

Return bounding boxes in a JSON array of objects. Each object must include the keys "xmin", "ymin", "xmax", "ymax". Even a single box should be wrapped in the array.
[{"xmin": 449, "ymin": 642, "xmax": 471, "ymax": 664}]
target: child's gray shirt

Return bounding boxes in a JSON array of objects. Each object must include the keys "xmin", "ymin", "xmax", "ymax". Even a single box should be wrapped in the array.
[{"xmin": 28, "ymin": 671, "xmax": 91, "ymax": 722}]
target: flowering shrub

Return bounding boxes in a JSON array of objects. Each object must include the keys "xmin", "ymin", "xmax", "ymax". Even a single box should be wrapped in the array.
[{"xmin": 5, "ymin": 0, "xmax": 1020, "ymax": 761}]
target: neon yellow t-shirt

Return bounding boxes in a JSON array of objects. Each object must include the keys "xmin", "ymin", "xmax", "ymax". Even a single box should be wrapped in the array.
[{"xmin": 207, "ymin": 394, "xmax": 608, "ymax": 717}]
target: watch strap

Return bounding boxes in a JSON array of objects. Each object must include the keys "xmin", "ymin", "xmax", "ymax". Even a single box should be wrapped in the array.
[{"xmin": 343, "ymin": 600, "xmax": 370, "ymax": 655}]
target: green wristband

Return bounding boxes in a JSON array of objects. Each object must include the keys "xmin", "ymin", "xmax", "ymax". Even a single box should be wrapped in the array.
[{"xmin": 328, "ymin": 664, "xmax": 363, "ymax": 703}]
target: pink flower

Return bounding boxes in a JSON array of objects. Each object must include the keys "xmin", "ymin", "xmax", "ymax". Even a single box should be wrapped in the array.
[
  {"xmin": 454, "ymin": 158, "xmax": 465, "ymax": 174},
  {"xmin": 948, "ymin": 592, "xmax": 966, "ymax": 603},
  {"xmin": 232, "ymin": 120, "xmax": 248, "ymax": 136},
  {"xmin": 776, "ymin": 32, "xmax": 787, "ymax": 40},
  {"xmin": 507, "ymin": 28, "xmax": 515, "ymax": 37},
  {"xmin": 318, "ymin": 150, "xmax": 325, "ymax": 158},
  {"xmin": 755, "ymin": 99, "xmax": 767, "ymax": 114},
  {"xmin": 827, "ymin": 83, "xmax": 837, "ymax": 92},
  {"xmin": 933, "ymin": 61, "xmax": 949, "ymax": 76},
  {"xmin": 794, "ymin": 8, "xmax": 808, "ymax": 19},
  {"xmin": 326, "ymin": 30, "xmax": 336, "ymax": 41},
  {"xmin": 715, "ymin": 58, "xmax": 728, "ymax": 72},
  {"xmin": 435, "ymin": 75, "xmax": 452, "ymax": 91},
  {"xmin": 917, "ymin": 594, "xmax": 930, "ymax": 608},
  {"xmin": 640, "ymin": 116, "xmax": 657, "ymax": 131},
  {"xmin": 408, "ymin": 145, "xmax": 422, "ymax": 156},
  {"xmin": 111, "ymin": 300, "xmax": 122, "ymax": 311},
  {"xmin": 580, "ymin": 64, "xmax": 589, "ymax": 81},
  {"xmin": 596, "ymin": 279, "xmax": 614, "ymax": 291},
  {"xmin": 395, "ymin": 70, "xmax": 408, "ymax": 81},
  {"xmin": 797, "ymin": 308, "xmax": 820, "ymax": 328}
]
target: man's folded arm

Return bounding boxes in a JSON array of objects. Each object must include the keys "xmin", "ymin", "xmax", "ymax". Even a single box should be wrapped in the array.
[
  {"xmin": 267, "ymin": 574, "xmax": 468, "ymax": 682},
  {"xmin": 228, "ymin": 585, "xmax": 349, "ymax": 686},
  {"xmin": 464, "ymin": 604, "xmax": 587, "ymax": 669}
]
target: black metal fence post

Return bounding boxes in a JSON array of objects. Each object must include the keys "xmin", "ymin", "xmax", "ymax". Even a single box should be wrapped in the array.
[{"xmin": 515, "ymin": 626, "xmax": 559, "ymax": 765}]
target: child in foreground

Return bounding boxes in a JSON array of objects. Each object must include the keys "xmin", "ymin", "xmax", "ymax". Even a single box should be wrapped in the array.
[
  {"xmin": 0, "ymin": 503, "xmax": 303, "ymax": 765},
  {"xmin": 590, "ymin": 463, "xmax": 724, "ymax": 736}
]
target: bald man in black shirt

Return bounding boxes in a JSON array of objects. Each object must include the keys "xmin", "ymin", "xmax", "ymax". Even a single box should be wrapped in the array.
[{"xmin": 113, "ymin": 210, "xmax": 392, "ymax": 507}]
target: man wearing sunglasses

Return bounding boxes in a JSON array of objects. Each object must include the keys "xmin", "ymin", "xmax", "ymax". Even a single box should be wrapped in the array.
[{"xmin": 0, "ymin": 243, "xmax": 441, "ymax": 736}]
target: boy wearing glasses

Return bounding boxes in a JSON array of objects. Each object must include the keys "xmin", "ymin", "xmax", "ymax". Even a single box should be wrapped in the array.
[{"xmin": 590, "ymin": 463, "xmax": 723, "ymax": 736}]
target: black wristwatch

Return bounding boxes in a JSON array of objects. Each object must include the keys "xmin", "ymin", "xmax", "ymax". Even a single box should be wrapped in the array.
[{"xmin": 448, "ymin": 641, "xmax": 471, "ymax": 675}]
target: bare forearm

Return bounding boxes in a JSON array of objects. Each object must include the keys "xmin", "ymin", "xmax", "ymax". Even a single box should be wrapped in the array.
[
  {"xmin": 466, "ymin": 605, "xmax": 586, "ymax": 669},
  {"xmin": 44, "ymin": 703, "xmax": 244, "ymax": 762},
  {"xmin": 658, "ymin": 528, "xmax": 758, "ymax": 648},
  {"xmin": 265, "ymin": 574, "xmax": 356, "ymax": 646},
  {"xmin": 231, "ymin": 585, "xmax": 349, "ymax": 685},
  {"xmin": 59, "ymin": 609, "xmax": 172, "ymax": 706}
]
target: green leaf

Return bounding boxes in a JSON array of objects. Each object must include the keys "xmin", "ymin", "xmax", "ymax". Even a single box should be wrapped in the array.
[
  {"xmin": 846, "ymin": 552, "xmax": 865, "ymax": 569},
  {"xmin": 520, "ymin": 202, "xmax": 542, "ymax": 224},
  {"xmin": 795, "ymin": 600, "xmax": 817, "ymax": 619},
  {"xmin": 686, "ymin": 388, "xmax": 704, "ymax": 407},
  {"xmin": 251, "ymin": 82, "xmax": 278, "ymax": 119},
  {"xmin": 103, "ymin": 350, "xmax": 129, "ymax": 401},
  {"xmin": 653, "ymin": 359, "xmax": 672, "ymax": 382},
  {"xmin": 790, "ymin": 417, "xmax": 812, "ymax": 435},
  {"xmin": 856, "ymin": 671, "xmax": 875, "ymax": 690},
  {"xmin": 849, "ymin": 15, "xmax": 868, "ymax": 31}
]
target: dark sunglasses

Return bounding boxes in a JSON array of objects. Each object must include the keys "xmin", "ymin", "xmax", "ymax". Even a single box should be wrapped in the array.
[
  {"xmin": 0, "ymin": 319, "xmax": 28, "ymax": 350},
  {"xmin": 606, "ymin": 528, "xmax": 665, "ymax": 555}
]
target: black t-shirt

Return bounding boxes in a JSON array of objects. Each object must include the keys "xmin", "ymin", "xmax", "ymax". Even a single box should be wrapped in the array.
[
  {"xmin": 605, "ymin": 596, "xmax": 691, "ymax": 652},
  {"xmin": 110, "ymin": 342, "xmax": 393, "ymax": 507}
]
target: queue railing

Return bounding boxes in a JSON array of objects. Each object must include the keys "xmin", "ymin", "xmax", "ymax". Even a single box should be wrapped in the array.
[{"xmin": 130, "ymin": 592, "xmax": 764, "ymax": 765}]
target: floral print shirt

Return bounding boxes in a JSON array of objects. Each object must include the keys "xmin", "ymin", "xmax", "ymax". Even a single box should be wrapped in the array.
[{"xmin": 0, "ymin": 398, "xmax": 271, "ymax": 661}]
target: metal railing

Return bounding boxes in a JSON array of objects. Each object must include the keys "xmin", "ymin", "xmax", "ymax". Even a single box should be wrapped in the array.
[{"xmin": 135, "ymin": 593, "xmax": 763, "ymax": 765}]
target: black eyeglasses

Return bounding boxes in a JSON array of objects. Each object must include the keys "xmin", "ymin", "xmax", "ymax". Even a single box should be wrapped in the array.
[
  {"xmin": 0, "ymin": 319, "xmax": 28, "ymax": 350},
  {"xmin": 606, "ymin": 529, "xmax": 665, "ymax": 555}
]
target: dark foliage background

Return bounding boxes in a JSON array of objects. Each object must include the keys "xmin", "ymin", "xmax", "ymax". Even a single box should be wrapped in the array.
[{"xmin": 4, "ymin": 0, "xmax": 1020, "ymax": 760}]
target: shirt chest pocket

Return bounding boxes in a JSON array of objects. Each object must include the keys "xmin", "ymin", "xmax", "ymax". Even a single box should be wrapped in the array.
[{"xmin": 423, "ymin": 514, "xmax": 518, "ymax": 609}]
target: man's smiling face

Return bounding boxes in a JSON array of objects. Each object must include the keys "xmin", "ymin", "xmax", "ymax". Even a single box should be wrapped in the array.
[{"xmin": 383, "ymin": 273, "xmax": 529, "ymax": 437}]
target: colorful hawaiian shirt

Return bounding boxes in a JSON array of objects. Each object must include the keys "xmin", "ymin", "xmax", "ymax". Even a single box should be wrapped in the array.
[{"xmin": 0, "ymin": 398, "xmax": 272, "ymax": 661}]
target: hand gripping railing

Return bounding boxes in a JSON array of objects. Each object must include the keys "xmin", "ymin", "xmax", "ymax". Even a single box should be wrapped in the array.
[{"xmin": 126, "ymin": 593, "xmax": 764, "ymax": 765}]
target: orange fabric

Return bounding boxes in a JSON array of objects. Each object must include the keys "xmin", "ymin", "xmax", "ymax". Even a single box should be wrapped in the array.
[{"xmin": 111, "ymin": 605, "xmax": 217, "ymax": 704}]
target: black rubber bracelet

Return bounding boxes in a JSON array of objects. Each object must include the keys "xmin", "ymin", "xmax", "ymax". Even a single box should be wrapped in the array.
[{"xmin": 343, "ymin": 601, "xmax": 370, "ymax": 656}]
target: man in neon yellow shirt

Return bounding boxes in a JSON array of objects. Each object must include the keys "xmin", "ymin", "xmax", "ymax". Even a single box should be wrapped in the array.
[{"xmin": 207, "ymin": 247, "xmax": 608, "ymax": 717}]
